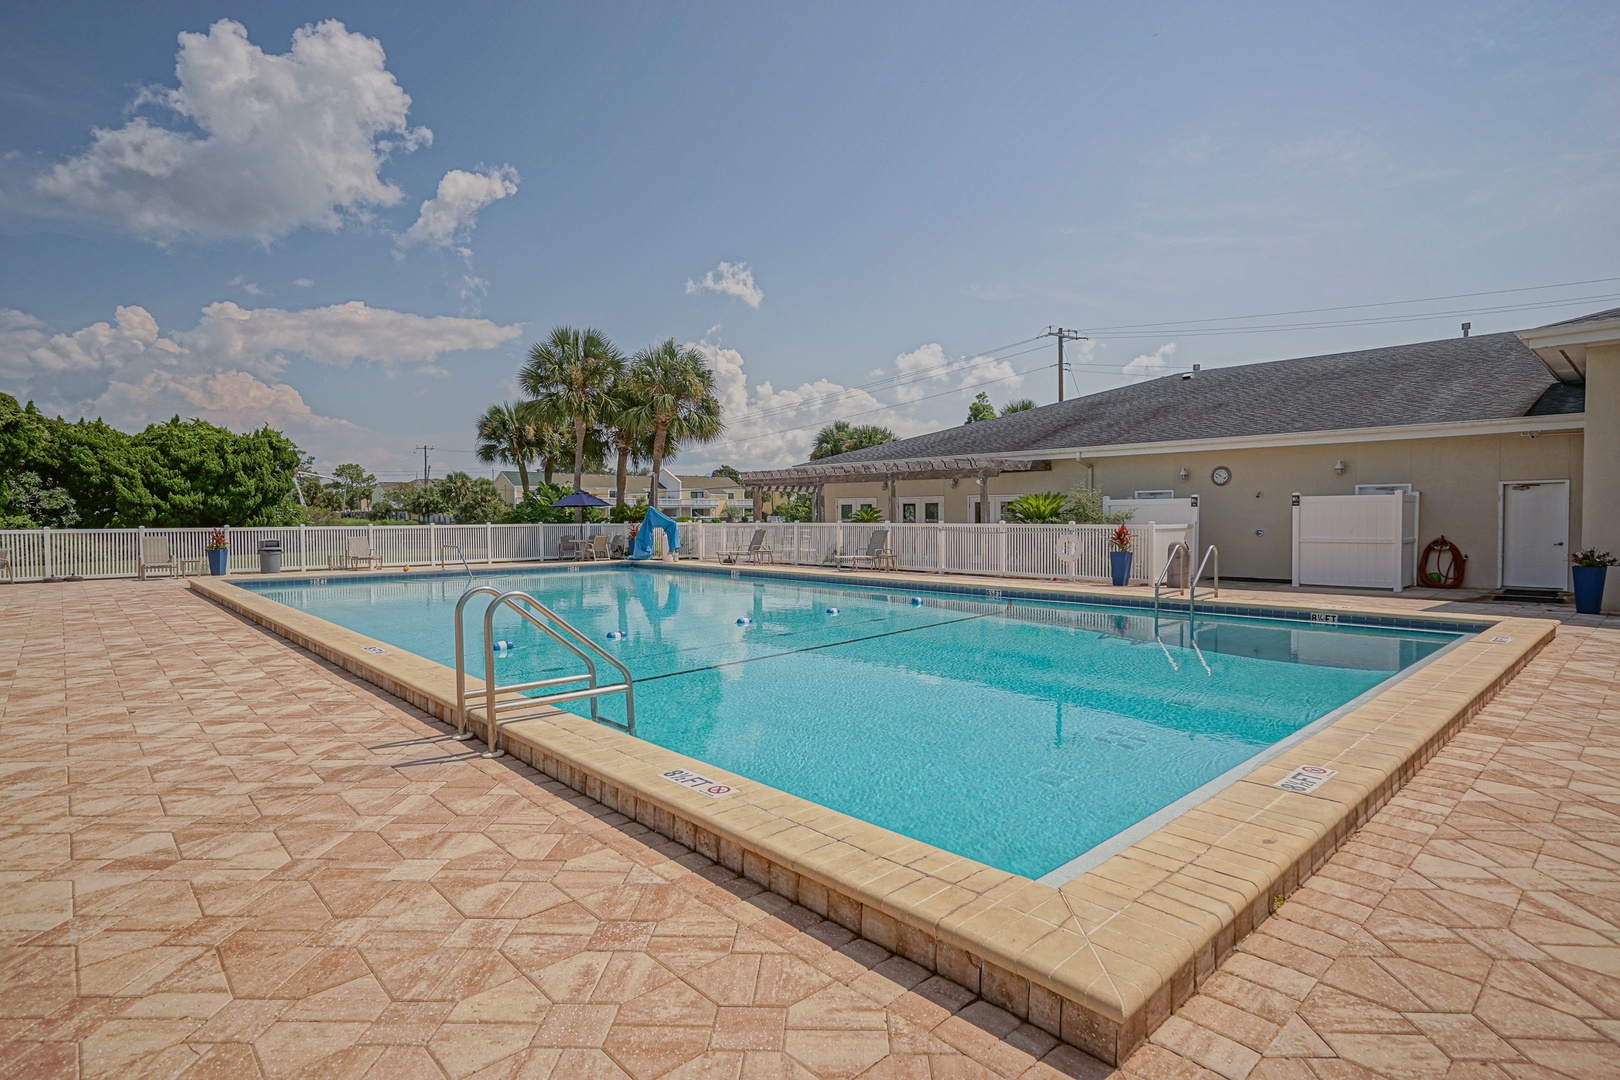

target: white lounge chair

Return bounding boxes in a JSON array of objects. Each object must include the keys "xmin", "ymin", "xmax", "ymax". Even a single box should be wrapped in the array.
[
  {"xmin": 0, "ymin": 548, "xmax": 12, "ymax": 584},
  {"xmin": 344, "ymin": 535, "xmax": 380, "ymax": 570},
  {"xmin": 139, "ymin": 537, "xmax": 179, "ymax": 579}
]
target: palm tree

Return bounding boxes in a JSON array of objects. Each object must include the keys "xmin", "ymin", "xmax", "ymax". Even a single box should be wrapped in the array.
[
  {"xmin": 474, "ymin": 402, "xmax": 544, "ymax": 497},
  {"xmin": 1000, "ymin": 398, "xmax": 1037, "ymax": 416},
  {"xmin": 809, "ymin": 420, "xmax": 896, "ymax": 460},
  {"xmin": 623, "ymin": 339, "xmax": 724, "ymax": 506},
  {"xmin": 600, "ymin": 390, "xmax": 656, "ymax": 507},
  {"xmin": 518, "ymin": 327, "xmax": 624, "ymax": 508}
]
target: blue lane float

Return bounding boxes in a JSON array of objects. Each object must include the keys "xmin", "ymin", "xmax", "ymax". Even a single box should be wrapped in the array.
[
  {"xmin": 493, "ymin": 640, "xmax": 518, "ymax": 653},
  {"xmin": 605, "ymin": 630, "xmax": 627, "ymax": 641},
  {"xmin": 910, "ymin": 597, "xmax": 924, "ymax": 606},
  {"xmin": 825, "ymin": 607, "xmax": 840, "ymax": 616},
  {"xmin": 736, "ymin": 617, "xmax": 753, "ymax": 626}
]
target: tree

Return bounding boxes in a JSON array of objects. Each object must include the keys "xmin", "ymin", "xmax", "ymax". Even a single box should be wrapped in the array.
[
  {"xmin": 131, "ymin": 418, "xmax": 301, "ymax": 527},
  {"xmin": 1063, "ymin": 484, "xmax": 1134, "ymax": 525},
  {"xmin": 1000, "ymin": 398, "xmax": 1036, "ymax": 416},
  {"xmin": 435, "ymin": 472, "xmax": 505, "ymax": 524},
  {"xmin": 502, "ymin": 482, "xmax": 573, "ymax": 524},
  {"xmin": 1, "ymin": 471, "xmax": 79, "ymax": 528},
  {"xmin": 518, "ymin": 327, "xmax": 624, "ymax": 511},
  {"xmin": 600, "ymin": 391, "xmax": 655, "ymax": 507},
  {"xmin": 809, "ymin": 421, "xmax": 896, "ymax": 460},
  {"xmin": 1003, "ymin": 492, "xmax": 1068, "ymax": 523},
  {"xmin": 713, "ymin": 464, "xmax": 743, "ymax": 485},
  {"xmin": 328, "ymin": 463, "xmax": 376, "ymax": 511},
  {"xmin": 769, "ymin": 493, "xmax": 813, "ymax": 522},
  {"xmin": 623, "ymin": 339, "xmax": 724, "ymax": 506},
  {"xmin": 475, "ymin": 402, "xmax": 552, "ymax": 497},
  {"xmin": 964, "ymin": 392, "xmax": 996, "ymax": 424}
]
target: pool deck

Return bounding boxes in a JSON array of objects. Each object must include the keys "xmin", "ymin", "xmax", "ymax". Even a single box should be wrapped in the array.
[{"xmin": 2, "ymin": 572, "xmax": 1617, "ymax": 1077}]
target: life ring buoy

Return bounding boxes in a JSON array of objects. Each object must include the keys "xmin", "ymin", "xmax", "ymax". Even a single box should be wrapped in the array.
[
  {"xmin": 1420, "ymin": 536, "xmax": 1467, "ymax": 588},
  {"xmin": 1055, "ymin": 535, "xmax": 1079, "ymax": 564}
]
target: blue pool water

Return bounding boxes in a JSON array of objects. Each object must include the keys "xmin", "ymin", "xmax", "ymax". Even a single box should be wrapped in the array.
[{"xmin": 243, "ymin": 566, "xmax": 1467, "ymax": 879}]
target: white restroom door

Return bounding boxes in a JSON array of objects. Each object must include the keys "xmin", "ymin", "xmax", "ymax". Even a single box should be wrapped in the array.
[{"xmin": 1500, "ymin": 481, "xmax": 1570, "ymax": 589}]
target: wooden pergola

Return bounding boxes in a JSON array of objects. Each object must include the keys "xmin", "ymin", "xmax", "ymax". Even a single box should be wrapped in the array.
[{"xmin": 738, "ymin": 456, "xmax": 1049, "ymax": 523}]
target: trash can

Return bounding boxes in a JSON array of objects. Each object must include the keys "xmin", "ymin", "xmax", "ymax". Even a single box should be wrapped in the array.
[{"xmin": 257, "ymin": 538, "xmax": 282, "ymax": 574}]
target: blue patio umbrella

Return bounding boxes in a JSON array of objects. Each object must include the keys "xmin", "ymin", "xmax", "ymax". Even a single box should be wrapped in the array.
[{"xmin": 550, "ymin": 488, "xmax": 612, "ymax": 545}]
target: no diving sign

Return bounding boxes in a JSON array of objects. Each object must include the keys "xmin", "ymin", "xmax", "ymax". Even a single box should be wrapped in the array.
[
  {"xmin": 1276, "ymin": 764, "xmax": 1338, "ymax": 795},
  {"xmin": 660, "ymin": 769, "xmax": 737, "ymax": 799}
]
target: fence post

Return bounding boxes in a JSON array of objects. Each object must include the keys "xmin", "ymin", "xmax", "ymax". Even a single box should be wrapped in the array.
[
  {"xmin": 997, "ymin": 522, "xmax": 1008, "ymax": 577},
  {"xmin": 487, "ymin": 522, "xmax": 494, "ymax": 564},
  {"xmin": 1147, "ymin": 522, "xmax": 1158, "ymax": 586},
  {"xmin": 937, "ymin": 525, "xmax": 946, "ymax": 574},
  {"xmin": 136, "ymin": 525, "xmax": 146, "ymax": 580},
  {"xmin": 223, "ymin": 525, "xmax": 231, "ymax": 574},
  {"xmin": 1390, "ymin": 493, "xmax": 1404, "ymax": 593},
  {"xmin": 1290, "ymin": 493, "xmax": 1302, "ymax": 588},
  {"xmin": 430, "ymin": 521, "xmax": 437, "ymax": 567},
  {"xmin": 298, "ymin": 524, "xmax": 306, "ymax": 571},
  {"xmin": 43, "ymin": 527, "xmax": 53, "ymax": 578}
]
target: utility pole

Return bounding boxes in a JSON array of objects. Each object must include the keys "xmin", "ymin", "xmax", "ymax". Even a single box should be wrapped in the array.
[
  {"xmin": 415, "ymin": 445, "xmax": 434, "ymax": 486},
  {"xmin": 1040, "ymin": 327, "xmax": 1087, "ymax": 402}
]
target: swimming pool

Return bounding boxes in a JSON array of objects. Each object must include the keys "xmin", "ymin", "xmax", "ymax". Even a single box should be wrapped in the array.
[{"xmin": 242, "ymin": 565, "xmax": 1470, "ymax": 880}]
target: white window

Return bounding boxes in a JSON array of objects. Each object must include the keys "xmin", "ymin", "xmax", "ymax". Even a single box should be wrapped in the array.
[
  {"xmin": 837, "ymin": 500, "xmax": 877, "ymax": 521},
  {"xmin": 1133, "ymin": 489, "xmax": 1176, "ymax": 499},
  {"xmin": 1354, "ymin": 483, "xmax": 1412, "ymax": 495}
]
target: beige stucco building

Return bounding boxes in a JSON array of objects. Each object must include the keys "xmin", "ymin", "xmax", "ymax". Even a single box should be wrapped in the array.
[{"xmin": 742, "ymin": 311, "xmax": 1620, "ymax": 610}]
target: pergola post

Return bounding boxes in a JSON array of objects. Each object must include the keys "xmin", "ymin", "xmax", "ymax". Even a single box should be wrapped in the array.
[
  {"xmin": 812, "ymin": 485, "xmax": 825, "ymax": 523},
  {"xmin": 979, "ymin": 469, "xmax": 992, "ymax": 524},
  {"xmin": 886, "ymin": 474, "xmax": 899, "ymax": 524}
]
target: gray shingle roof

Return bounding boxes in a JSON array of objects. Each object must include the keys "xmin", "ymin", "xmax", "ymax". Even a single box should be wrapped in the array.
[{"xmin": 812, "ymin": 330, "xmax": 1579, "ymax": 466}]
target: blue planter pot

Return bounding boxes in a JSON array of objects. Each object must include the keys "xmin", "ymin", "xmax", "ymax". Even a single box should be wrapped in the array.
[
  {"xmin": 1109, "ymin": 550, "xmax": 1133, "ymax": 586},
  {"xmin": 1572, "ymin": 565, "xmax": 1607, "ymax": 615},
  {"xmin": 207, "ymin": 549, "xmax": 229, "ymax": 576}
]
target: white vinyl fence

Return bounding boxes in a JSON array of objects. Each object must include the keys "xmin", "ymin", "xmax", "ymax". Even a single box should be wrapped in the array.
[
  {"xmin": 682, "ymin": 521, "xmax": 1194, "ymax": 585},
  {"xmin": 1, "ymin": 520, "xmax": 1194, "ymax": 586},
  {"xmin": 0, "ymin": 522, "xmax": 630, "ymax": 582},
  {"xmin": 1291, "ymin": 491, "xmax": 1420, "ymax": 592}
]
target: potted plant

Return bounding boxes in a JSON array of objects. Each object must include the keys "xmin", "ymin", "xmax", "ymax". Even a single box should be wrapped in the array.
[
  {"xmin": 205, "ymin": 527, "xmax": 230, "ymax": 576},
  {"xmin": 1571, "ymin": 547, "xmax": 1616, "ymax": 615},
  {"xmin": 1109, "ymin": 523, "xmax": 1134, "ymax": 586}
]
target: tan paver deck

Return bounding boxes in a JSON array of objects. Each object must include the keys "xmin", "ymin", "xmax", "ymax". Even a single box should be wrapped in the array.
[{"xmin": 2, "ymin": 579, "xmax": 1618, "ymax": 1078}]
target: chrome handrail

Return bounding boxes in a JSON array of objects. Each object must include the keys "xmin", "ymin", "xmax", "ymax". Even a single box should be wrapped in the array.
[
  {"xmin": 453, "ymin": 587, "xmax": 635, "ymax": 758},
  {"xmin": 440, "ymin": 542, "xmax": 474, "ymax": 582},
  {"xmin": 1153, "ymin": 541, "xmax": 1192, "ymax": 620},
  {"xmin": 1189, "ymin": 545, "xmax": 1220, "ymax": 619}
]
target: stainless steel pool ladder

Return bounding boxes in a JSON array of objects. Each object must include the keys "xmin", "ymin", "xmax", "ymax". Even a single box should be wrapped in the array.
[
  {"xmin": 1189, "ymin": 545, "xmax": 1220, "ymax": 618},
  {"xmin": 1153, "ymin": 541, "xmax": 1192, "ymax": 619},
  {"xmin": 440, "ymin": 543, "xmax": 474, "ymax": 582},
  {"xmin": 452, "ymin": 586, "xmax": 635, "ymax": 758}
]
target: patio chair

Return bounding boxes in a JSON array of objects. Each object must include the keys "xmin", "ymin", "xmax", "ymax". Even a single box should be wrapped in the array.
[
  {"xmin": 559, "ymin": 536, "xmax": 588, "ymax": 561},
  {"xmin": 586, "ymin": 535, "xmax": 610, "ymax": 560},
  {"xmin": 720, "ymin": 529, "xmax": 771, "ymax": 565},
  {"xmin": 838, "ymin": 529, "xmax": 895, "ymax": 571},
  {"xmin": 139, "ymin": 537, "xmax": 180, "ymax": 579},
  {"xmin": 344, "ymin": 535, "xmax": 380, "ymax": 570},
  {"xmin": 0, "ymin": 548, "xmax": 12, "ymax": 584}
]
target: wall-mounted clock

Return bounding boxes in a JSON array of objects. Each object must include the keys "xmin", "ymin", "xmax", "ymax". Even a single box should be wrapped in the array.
[{"xmin": 1211, "ymin": 466, "xmax": 1232, "ymax": 486}]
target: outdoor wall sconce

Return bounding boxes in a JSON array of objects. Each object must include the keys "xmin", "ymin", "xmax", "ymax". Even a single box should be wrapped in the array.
[
  {"xmin": 1178, "ymin": 467, "xmax": 1189, "ymax": 480},
  {"xmin": 1333, "ymin": 460, "xmax": 1347, "ymax": 475}
]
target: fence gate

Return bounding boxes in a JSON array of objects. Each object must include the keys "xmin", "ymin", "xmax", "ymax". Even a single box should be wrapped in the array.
[{"xmin": 1291, "ymin": 492, "xmax": 1419, "ymax": 592}]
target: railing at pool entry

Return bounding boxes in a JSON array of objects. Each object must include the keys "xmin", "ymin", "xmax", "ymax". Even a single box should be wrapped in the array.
[
  {"xmin": 680, "ymin": 521, "xmax": 1194, "ymax": 586},
  {"xmin": 453, "ymin": 586, "xmax": 635, "ymax": 757}
]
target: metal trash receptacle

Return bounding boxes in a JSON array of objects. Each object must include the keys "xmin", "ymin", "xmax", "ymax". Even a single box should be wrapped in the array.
[{"xmin": 257, "ymin": 538, "xmax": 282, "ymax": 574}]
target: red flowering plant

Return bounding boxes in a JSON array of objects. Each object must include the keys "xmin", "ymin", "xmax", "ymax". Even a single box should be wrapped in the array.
[
  {"xmin": 204, "ymin": 528, "xmax": 229, "ymax": 552},
  {"xmin": 1109, "ymin": 523, "xmax": 1133, "ymax": 552}
]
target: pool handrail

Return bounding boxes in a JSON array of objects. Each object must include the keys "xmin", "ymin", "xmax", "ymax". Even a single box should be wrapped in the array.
[
  {"xmin": 452, "ymin": 586, "xmax": 636, "ymax": 758},
  {"xmin": 1152, "ymin": 541, "xmax": 1192, "ymax": 620},
  {"xmin": 1189, "ymin": 545, "xmax": 1220, "ymax": 619}
]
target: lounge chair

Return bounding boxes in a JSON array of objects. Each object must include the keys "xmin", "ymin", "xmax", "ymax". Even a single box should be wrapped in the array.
[
  {"xmin": 838, "ymin": 529, "xmax": 895, "ymax": 571},
  {"xmin": 139, "ymin": 537, "xmax": 179, "ymax": 580},
  {"xmin": 344, "ymin": 535, "xmax": 379, "ymax": 570},
  {"xmin": 720, "ymin": 529, "xmax": 771, "ymax": 565},
  {"xmin": 0, "ymin": 548, "xmax": 12, "ymax": 584}
]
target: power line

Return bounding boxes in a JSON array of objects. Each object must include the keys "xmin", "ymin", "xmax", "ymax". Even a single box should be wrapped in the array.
[{"xmin": 1078, "ymin": 276, "xmax": 1620, "ymax": 333}]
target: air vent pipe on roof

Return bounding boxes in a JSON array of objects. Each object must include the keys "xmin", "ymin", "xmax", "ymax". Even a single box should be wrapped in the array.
[{"xmin": 1462, "ymin": 322, "xmax": 1471, "ymax": 338}]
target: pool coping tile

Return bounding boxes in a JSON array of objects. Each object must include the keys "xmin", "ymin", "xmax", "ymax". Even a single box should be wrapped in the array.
[{"xmin": 189, "ymin": 564, "xmax": 1553, "ymax": 1065}]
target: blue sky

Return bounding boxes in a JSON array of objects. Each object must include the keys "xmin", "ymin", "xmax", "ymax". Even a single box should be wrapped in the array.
[{"xmin": 1, "ymin": 2, "xmax": 1615, "ymax": 479}]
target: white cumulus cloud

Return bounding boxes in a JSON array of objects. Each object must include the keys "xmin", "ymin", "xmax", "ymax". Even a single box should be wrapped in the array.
[
  {"xmin": 400, "ymin": 166, "xmax": 519, "ymax": 249},
  {"xmin": 0, "ymin": 301, "xmax": 521, "ymax": 467},
  {"xmin": 34, "ymin": 19, "xmax": 429, "ymax": 241},
  {"xmin": 686, "ymin": 261, "xmax": 763, "ymax": 308},
  {"xmin": 1123, "ymin": 342, "xmax": 1177, "ymax": 381}
]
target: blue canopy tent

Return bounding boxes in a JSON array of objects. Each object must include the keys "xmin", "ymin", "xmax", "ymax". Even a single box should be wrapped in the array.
[{"xmin": 629, "ymin": 507, "xmax": 680, "ymax": 561}]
